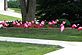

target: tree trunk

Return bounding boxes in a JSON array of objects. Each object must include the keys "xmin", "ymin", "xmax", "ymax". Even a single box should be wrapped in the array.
[
  {"xmin": 4, "ymin": 0, "xmax": 7, "ymax": 11},
  {"xmin": 20, "ymin": 0, "xmax": 36, "ymax": 22}
]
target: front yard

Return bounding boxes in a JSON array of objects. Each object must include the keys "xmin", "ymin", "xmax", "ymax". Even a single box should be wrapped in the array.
[{"xmin": 0, "ymin": 41, "xmax": 61, "ymax": 55}]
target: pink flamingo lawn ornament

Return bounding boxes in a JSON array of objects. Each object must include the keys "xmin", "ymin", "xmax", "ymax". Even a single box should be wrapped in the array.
[
  {"xmin": 28, "ymin": 22, "xmax": 32, "ymax": 28},
  {"xmin": 60, "ymin": 23, "xmax": 65, "ymax": 32},
  {"xmin": 19, "ymin": 21, "xmax": 23, "ymax": 28},
  {"xmin": 16, "ymin": 22, "xmax": 21, "ymax": 27},
  {"xmin": 40, "ymin": 21, "xmax": 45, "ymax": 28},
  {"xmin": 51, "ymin": 20, "xmax": 58, "ymax": 28},
  {"xmin": 12, "ymin": 21, "xmax": 16, "ymax": 27},
  {"xmin": 31, "ymin": 20, "xmax": 35, "ymax": 28},
  {"xmin": 78, "ymin": 27, "xmax": 82, "ymax": 31},
  {"xmin": 2, "ymin": 20, "xmax": 9, "ymax": 27},
  {"xmin": 48, "ymin": 22, "xmax": 53, "ymax": 28},
  {"xmin": 52, "ymin": 19, "xmax": 59, "ymax": 25},
  {"xmin": 52, "ymin": 20, "xmax": 57, "ymax": 25},
  {"xmin": 60, "ymin": 21, "xmax": 66, "ymax": 32},
  {"xmin": 41, "ymin": 21, "xmax": 45, "ymax": 25},
  {"xmin": 24, "ymin": 23, "xmax": 28, "ymax": 28},
  {"xmin": 72, "ymin": 24, "xmax": 77, "ymax": 29}
]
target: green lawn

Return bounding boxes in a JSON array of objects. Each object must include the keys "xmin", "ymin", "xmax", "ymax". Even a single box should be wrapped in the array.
[
  {"xmin": 0, "ymin": 14, "xmax": 82, "ymax": 42},
  {"xmin": 0, "ymin": 14, "xmax": 22, "ymax": 21},
  {"xmin": 0, "ymin": 41, "xmax": 61, "ymax": 55},
  {"xmin": 10, "ymin": 8, "xmax": 21, "ymax": 13},
  {"xmin": 0, "ymin": 28, "xmax": 82, "ymax": 42}
]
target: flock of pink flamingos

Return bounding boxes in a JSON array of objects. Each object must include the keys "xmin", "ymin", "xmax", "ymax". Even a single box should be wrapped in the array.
[{"xmin": 0, "ymin": 19, "xmax": 82, "ymax": 32}]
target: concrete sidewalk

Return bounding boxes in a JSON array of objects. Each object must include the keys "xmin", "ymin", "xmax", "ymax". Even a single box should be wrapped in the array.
[
  {"xmin": 0, "ymin": 36, "xmax": 82, "ymax": 55},
  {"xmin": 45, "ymin": 46, "xmax": 82, "ymax": 55},
  {"xmin": 0, "ymin": 37, "xmax": 82, "ymax": 47}
]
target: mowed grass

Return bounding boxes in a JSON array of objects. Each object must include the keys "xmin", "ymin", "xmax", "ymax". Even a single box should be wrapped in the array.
[
  {"xmin": 0, "ymin": 28, "xmax": 82, "ymax": 42},
  {"xmin": 0, "ymin": 41, "xmax": 61, "ymax": 55},
  {"xmin": 0, "ymin": 14, "xmax": 21, "ymax": 21}
]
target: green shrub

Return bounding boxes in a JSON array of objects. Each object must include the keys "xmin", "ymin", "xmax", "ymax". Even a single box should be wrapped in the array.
[
  {"xmin": 8, "ymin": 0, "xmax": 20, "ymax": 8},
  {"xmin": 59, "ymin": 19, "xmax": 71, "ymax": 27}
]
